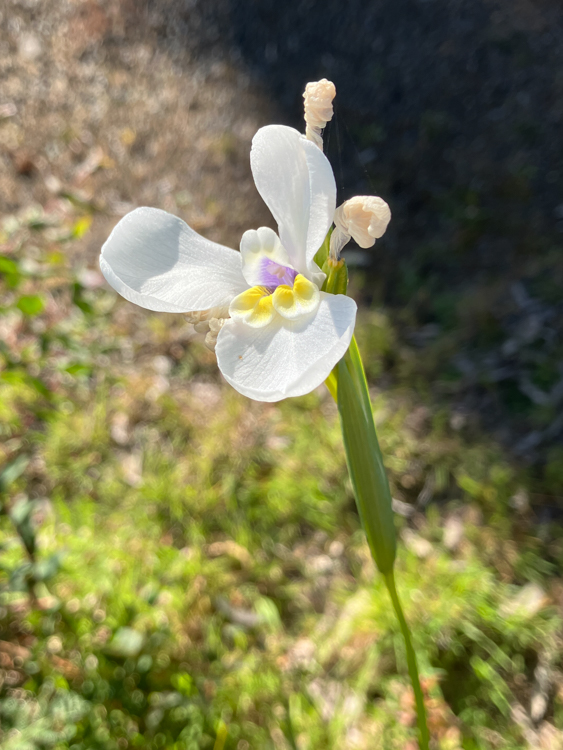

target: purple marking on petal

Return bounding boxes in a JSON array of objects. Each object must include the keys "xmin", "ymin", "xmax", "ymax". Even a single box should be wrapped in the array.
[{"xmin": 256, "ymin": 258, "xmax": 298, "ymax": 288}]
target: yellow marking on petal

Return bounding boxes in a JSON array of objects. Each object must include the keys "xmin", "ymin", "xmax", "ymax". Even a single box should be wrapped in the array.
[
  {"xmin": 231, "ymin": 287, "xmax": 265, "ymax": 311},
  {"xmin": 229, "ymin": 286, "xmax": 275, "ymax": 328},
  {"xmin": 248, "ymin": 294, "xmax": 275, "ymax": 327},
  {"xmin": 271, "ymin": 284, "xmax": 295, "ymax": 315},
  {"xmin": 272, "ymin": 274, "xmax": 320, "ymax": 320},
  {"xmin": 293, "ymin": 274, "xmax": 319, "ymax": 307}
]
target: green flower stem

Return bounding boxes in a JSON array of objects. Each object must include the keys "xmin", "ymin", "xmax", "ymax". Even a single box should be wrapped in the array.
[
  {"xmin": 384, "ymin": 570, "xmax": 430, "ymax": 750},
  {"xmin": 325, "ymin": 370, "xmax": 338, "ymax": 400},
  {"xmin": 328, "ymin": 336, "xmax": 430, "ymax": 749},
  {"xmin": 213, "ymin": 720, "xmax": 228, "ymax": 750}
]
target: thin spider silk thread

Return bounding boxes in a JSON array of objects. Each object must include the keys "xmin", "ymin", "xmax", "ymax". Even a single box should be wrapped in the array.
[{"xmin": 326, "ymin": 105, "xmax": 376, "ymax": 203}]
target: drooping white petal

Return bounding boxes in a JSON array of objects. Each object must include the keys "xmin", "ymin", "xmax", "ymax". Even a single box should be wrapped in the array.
[
  {"xmin": 239, "ymin": 226, "xmax": 295, "ymax": 287},
  {"xmin": 99, "ymin": 207, "xmax": 247, "ymax": 313},
  {"xmin": 250, "ymin": 125, "xmax": 336, "ymax": 274},
  {"xmin": 215, "ymin": 293, "xmax": 357, "ymax": 402}
]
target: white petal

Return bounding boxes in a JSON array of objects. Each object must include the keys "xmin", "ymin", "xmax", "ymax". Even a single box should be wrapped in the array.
[
  {"xmin": 250, "ymin": 125, "xmax": 336, "ymax": 273},
  {"xmin": 216, "ymin": 293, "xmax": 356, "ymax": 402},
  {"xmin": 99, "ymin": 207, "xmax": 247, "ymax": 313}
]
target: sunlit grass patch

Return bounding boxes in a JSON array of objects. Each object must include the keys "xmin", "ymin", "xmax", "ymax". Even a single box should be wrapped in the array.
[{"xmin": 0, "ymin": 212, "xmax": 562, "ymax": 748}]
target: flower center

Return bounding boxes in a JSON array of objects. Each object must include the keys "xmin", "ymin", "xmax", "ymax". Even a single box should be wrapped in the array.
[
  {"xmin": 257, "ymin": 258, "xmax": 298, "ymax": 288},
  {"xmin": 229, "ymin": 274, "xmax": 320, "ymax": 329}
]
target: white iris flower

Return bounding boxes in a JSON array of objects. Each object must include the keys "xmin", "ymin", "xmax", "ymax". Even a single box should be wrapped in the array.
[{"xmin": 100, "ymin": 124, "xmax": 356, "ymax": 402}]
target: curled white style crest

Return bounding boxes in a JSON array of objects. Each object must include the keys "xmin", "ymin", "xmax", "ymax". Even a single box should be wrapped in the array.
[{"xmin": 99, "ymin": 125, "xmax": 357, "ymax": 402}]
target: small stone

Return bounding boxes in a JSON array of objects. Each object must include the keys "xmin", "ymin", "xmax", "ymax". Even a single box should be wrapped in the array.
[
  {"xmin": 18, "ymin": 33, "xmax": 42, "ymax": 61},
  {"xmin": 510, "ymin": 488, "xmax": 530, "ymax": 513},
  {"xmin": 106, "ymin": 627, "xmax": 144, "ymax": 658},
  {"xmin": 46, "ymin": 636, "xmax": 63, "ymax": 654},
  {"xmin": 531, "ymin": 690, "xmax": 549, "ymax": 724},
  {"xmin": 66, "ymin": 598, "xmax": 80, "ymax": 614},
  {"xmin": 402, "ymin": 529, "xmax": 433, "ymax": 558},
  {"xmin": 120, "ymin": 452, "xmax": 143, "ymax": 487},
  {"xmin": 265, "ymin": 434, "xmax": 290, "ymax": 451},
  {"xmin": 44, "ymin": 174, "xmax": 62, "ymax": 194},
  {"xmin": 450, "ymin": 411, "xmax": 467, "ymax": 431},
  {"xmin": 392, "ymin": 497, "xmax": 416, "ymax": 517},
  {"xmin": 190, "ymin": 381, "xmax": 221, "ymax": 409},
  {"xmin": 0, "ymin": 103, "xmax": 17, "ymax": 119},
  {"xmin": 284, "ymin": 637, "xmax": 316, "ymax": 670},
  {"xmin": 328, "ymin": 540, "xmax": 344, "ymax": 558},
  {"xmin": 531, "ymin": 662, "xmax": 552, "ymax": 724},
  {"xmin": 151, "ymin": 355, "xmax": 172, "ymax": 375},
  {"xmin": 111, "ymin": 412, "xmax": 130, "ymax": 445},
  {"xmin": 443, "ymin": 515, "xmax": 464, "ymax": 551},
  {"xmin": 306, "ymin": 554, "xmax": 334, "ymax": 576},
  {"xmin": 501, "ymin": 583, "xmax": 548, "ymax": 619},
  {"xmin": 77, "ymin": 268, "xmax": 104, "ymax": 289}
]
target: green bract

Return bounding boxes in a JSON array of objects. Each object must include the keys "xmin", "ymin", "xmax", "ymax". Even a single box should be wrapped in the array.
[{"xmin": 336, "ymin": 341, "xmax": 397, "ymax": 574}]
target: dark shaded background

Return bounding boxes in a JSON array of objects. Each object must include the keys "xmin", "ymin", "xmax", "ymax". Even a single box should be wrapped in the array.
[
  {"xmin": 133, "ymin": 0, "xmax": 563, "ymax": 460},
  {"xmin": 3, "ymin": 0, "xmax": 562, "ymax": 458}
]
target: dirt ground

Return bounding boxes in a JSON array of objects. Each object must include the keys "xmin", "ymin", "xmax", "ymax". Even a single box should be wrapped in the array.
[{"xmin": 0, "ymin": 0, "xmax": 276, "ymax": 267}]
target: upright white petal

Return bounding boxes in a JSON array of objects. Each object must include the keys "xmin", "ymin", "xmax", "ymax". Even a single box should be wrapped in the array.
[
  {"xmin": 215, "ymin": 294, "xmax": 357, "ymax": 402},
  {"xmin": 250, "ymin": 125, "xmax": 336, "ymax": 274},
  {"xmin": 239, "ymin": 226, "xmax": 295, "ymax": 287},
  {"xmin": 100, "ymin": 207, "xmax": 247, "ymax": 313}
]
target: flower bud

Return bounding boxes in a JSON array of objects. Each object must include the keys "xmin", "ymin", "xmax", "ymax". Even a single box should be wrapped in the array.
[
  {"xmin": 334, "ymin": 196, "xmax": 391, "ymax": 248},
  {"xmin": 204, "ymin": 317, "xmax": 226, "ymax": 351},
  {"xmin": 186, "ymin": 305, "xmax": 229, "ymax": 326},
  {"xmin": 303, "ymin": 79, "xmax": 336, "ymax": 150},
  {"xmin": 304, "ymin": 79, "xmax": 336, "ymax": 130},
  {"xmin": 330, "ymin": 195, "xmax": 391, "ymax": 260},
  {"xmin": 323, "ymin": 257, "xmax": 348, "ymax": 296},
  {"xmin": 186, "ymin": 306, "xmax": 229, "ymax": 351}
]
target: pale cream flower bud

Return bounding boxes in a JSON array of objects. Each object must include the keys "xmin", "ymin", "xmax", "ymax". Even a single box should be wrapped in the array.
[
  {"xmin": 186, "ymin": 305, "xmax": 229, "ymax": 350},
  {"xmin": 186, "ymin": 305, "xmax": 229, "ymax": 327},
  {"xmin": 330, "ymin": 196, "xmax": 391, "ymax": 259},
  {"xmin": 335, "ymin": 196, "xmax": 391, "ymax": 248},
  {"xmin": 303, "ymin": 79, "xmax": 336, "ymax": 150},
  {"xmin": 204, "ymin": 317, "xmax": 225, "ymax": 351},
  {"xmin": 304, "ymin": 79, "xmax": 336, "ymax": 129}
]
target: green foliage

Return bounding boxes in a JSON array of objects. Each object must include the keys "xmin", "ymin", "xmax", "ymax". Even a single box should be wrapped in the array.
[
  {"xmin": 0, "ymin": 209, "xmax": 562, "ymax": 749},
  {"xmin": 16, "ymin": 295, "xmax": 44, "ymax": 316}
]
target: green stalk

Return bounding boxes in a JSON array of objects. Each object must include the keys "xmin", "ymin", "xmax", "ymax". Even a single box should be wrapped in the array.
[
  {"xmin": 320, "ymin": 246, "xmax": 429, "ymax": 744},
  {"xmin": 385, "ymin": 570, "xmax": 430, "ymax": 750},
  {"xmin": 329, "ymin": 335, "xmax": 430, "ymax": 748},
  {"xmin": 213, "ymin": 721, "xmax": 228, "ymax": 750}
]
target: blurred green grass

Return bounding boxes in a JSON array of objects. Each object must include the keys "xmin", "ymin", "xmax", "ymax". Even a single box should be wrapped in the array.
[{"xmin": 1, "ymin": 209, "xmax": 563, "ymax": 749}]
